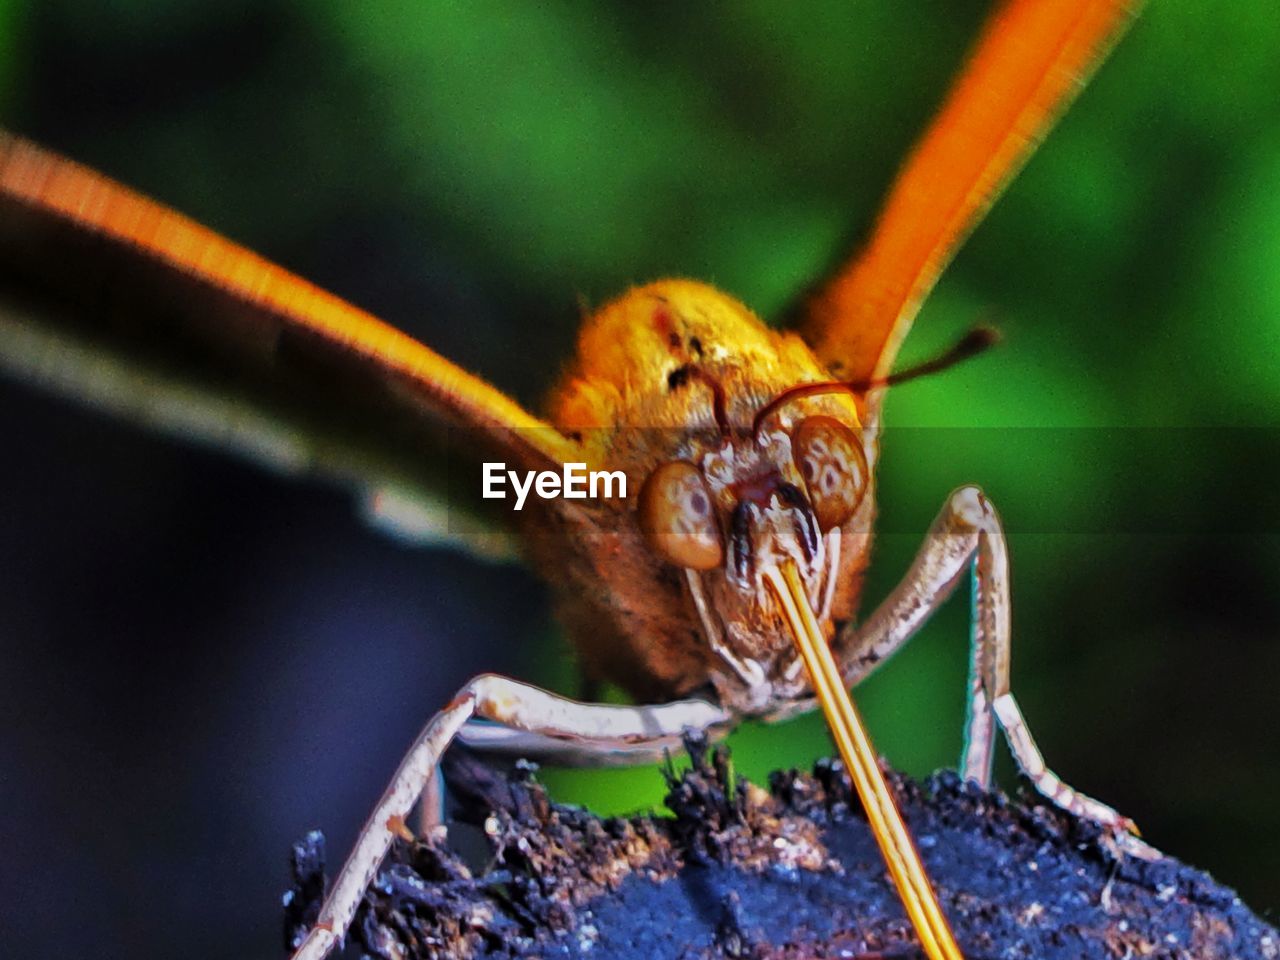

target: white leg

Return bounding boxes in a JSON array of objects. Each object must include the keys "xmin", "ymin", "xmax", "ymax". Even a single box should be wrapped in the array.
[
  {"xmin": 455, "ymin": 719, "xmax": 732, "ymax": 765},
  {"xmin": 290, "ymin": 675, "xmax": 729, "ymax": 960},
  {"xmin": 415, "ymin": 764, "xmax": 446, "ymax": 835},
  {"xmin": 832, "ymin": 487, "xmax": 1147, "ymax": 846}
]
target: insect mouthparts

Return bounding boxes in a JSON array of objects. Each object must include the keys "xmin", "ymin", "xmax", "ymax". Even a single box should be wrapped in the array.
[
  {"xmin": 729, "ymin": 500, "xmax": 753, "ymax": 582},
  {"xmin": 775, "ymin": 482, "xmax": 821, "ymax": 562}
]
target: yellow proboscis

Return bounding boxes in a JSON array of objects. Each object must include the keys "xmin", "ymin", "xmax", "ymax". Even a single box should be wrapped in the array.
[{"xmin": 765, "ymin": 560, "xmax": 964, "ymax": 960}]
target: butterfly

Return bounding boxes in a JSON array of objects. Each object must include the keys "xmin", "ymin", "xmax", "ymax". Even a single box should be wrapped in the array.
[{"xmin": 0, "ymin": 5, "xmax": 1187, "ymax": 960}]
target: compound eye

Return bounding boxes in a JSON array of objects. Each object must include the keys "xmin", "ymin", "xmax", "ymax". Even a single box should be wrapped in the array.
[
  {"xmin": 793, "ymin": 416, "xmax": 868, "ymax": 531},
  {"xmin": 637, "ymin": 461, "xmax": 723, "ymax": 570}
]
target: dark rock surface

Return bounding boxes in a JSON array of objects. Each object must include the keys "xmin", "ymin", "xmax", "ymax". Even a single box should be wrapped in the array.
[{"xmin": 285, "ymin": 738, "xmax": 1279, "ymax": 959}]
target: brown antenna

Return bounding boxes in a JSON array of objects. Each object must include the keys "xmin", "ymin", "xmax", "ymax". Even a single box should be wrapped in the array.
[
  {"xmin": 668, "ymin": 365, "xmax": 731, "ymax": 437},
  {"xmin": 752, "ymin": 325, "xmax": 1001, "ymax": 436}
]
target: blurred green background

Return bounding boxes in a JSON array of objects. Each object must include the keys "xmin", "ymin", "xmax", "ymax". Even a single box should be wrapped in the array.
[{"xmin": 0, "ymin": 2, "xmax": 1277, "ymax": 958}]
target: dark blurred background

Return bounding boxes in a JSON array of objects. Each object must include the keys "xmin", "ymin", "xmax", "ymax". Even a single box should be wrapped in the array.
[{"xmin": 1, "ymin": 2, "xmax": 1277, "ymax": 957}]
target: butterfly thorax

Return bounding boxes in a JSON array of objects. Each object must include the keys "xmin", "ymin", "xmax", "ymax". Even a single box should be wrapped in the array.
[{"xmin": 531, "ymin": 280, "xmax": 876, "ymax": 715}]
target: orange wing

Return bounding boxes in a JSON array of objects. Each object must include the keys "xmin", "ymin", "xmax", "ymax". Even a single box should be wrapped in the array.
[
  {"xmin": 801, "ymin": 0, "xmax": 1140, "ymax": 383},
  {"xmin": 0, "ymin": 134, "xmax": 581, "ymax": 555}
]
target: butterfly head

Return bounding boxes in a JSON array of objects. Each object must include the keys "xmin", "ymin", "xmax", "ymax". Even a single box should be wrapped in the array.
[{"xmin": 636, "ymin": 381, "xmax": 875, "ymax": 710}]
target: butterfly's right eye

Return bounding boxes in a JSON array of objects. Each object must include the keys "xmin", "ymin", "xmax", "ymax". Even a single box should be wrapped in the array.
[
  {"xmin": 792, "ymin": 415, "xmax": 868, "ymax": 532},
  {"xmin": 637, "ymin": 461, "xmax": 724, "ymax": 570}
]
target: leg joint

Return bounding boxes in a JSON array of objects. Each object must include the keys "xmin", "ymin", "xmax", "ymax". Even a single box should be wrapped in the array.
[{"xmin": 946, "ymin": 484, "xmax": 999, "ymax": 534}]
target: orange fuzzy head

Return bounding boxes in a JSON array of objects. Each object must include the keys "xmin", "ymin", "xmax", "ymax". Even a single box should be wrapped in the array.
[{"xmin": 534, "ymin": 280, "xmax": 878, "ymax": 714}]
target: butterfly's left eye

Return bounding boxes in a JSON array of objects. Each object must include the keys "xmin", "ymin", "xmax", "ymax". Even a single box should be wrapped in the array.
[
  {"xmin": 792, "ymin": 416, "xmax": 868, "ymax": 531},
  {"xmin": 637, "ymin": 461, "xmax": 724, "ymax": 570}
]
